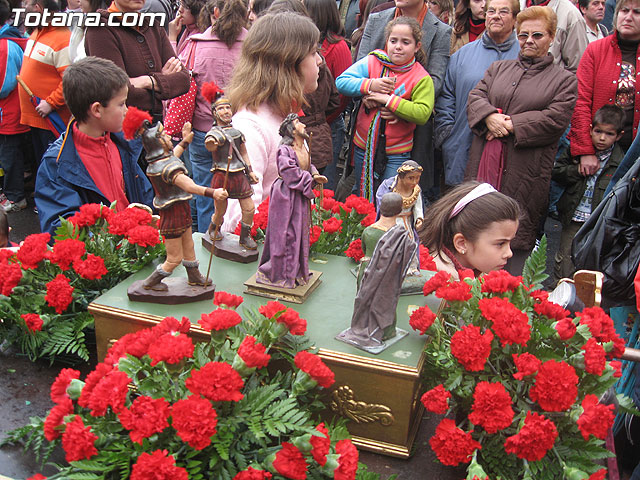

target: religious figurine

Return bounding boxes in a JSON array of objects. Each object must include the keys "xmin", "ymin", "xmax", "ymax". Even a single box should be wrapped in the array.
[
  {"xmin": 256, "ymin": 113, "xmax": 327, "ymax": 288},
  {"xmin": 202, "ymin": 83, "xmax": 259, "ymax": 251},
  {"xmin": 338, "ymin": 193, "xmax": 416, "ymax": 353},
  {"xmin": 375, "ymin": 160, "xmax": 424, "ymax": 276},
  {"xmin": 123, "ymin": 107, "xmax": 228, "ymax": 295}
]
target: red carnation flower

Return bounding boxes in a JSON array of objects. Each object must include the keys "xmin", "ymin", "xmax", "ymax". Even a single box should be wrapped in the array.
[
  {"xmin": 419, "ymin": 245, "xmax": 437, "ymax": 271},
  {"xmin": 49, "ymin": 238, "xmax": 85, "ymax": 270},
  {"xmin": 259, "ymin": 301, "xmax": 287, "ymax": 319},
  {"xmin": 119, "ymin": 396, "xmax": 170, "ymax": 444},
  {"xmin": 61, "ymin": 415, "xmax": 98, "ymax": 462},
  {"xmin": 577, "ymin": 394, "xmax": 615, "ymax": 441},
  {"xmin": 233, "ymin": 467, "xmax": 272, "ymax": 480},
  {"xmin": 468, "ymin": 381, "xmax": 514, "ymax": 434},
  {"xmin": 435, "ymin": 280, "xmax": 472, "ymax": 302},
  {"xmin": 108, "ymin": 207, "xmax": 153, "ymax": 236},
  {"xmin": 588, "ymin": 469, "xmax": 608, "ymax": 480},
  {"xmin": 17, "ymin": 233, "xmax": 50, "ymax": 269},
  {"xmin": 294, "ymin": 351, "xmax": 335, "ymax": 388},
  {"xmin": 360, "ymin": 212, "xmax": 376, "ymax": 227},
  {"xmin": 44, "ymin": 398, "xmax": 73, "ymax": 441},
  {"xmin": 345, "ymin": 194, "xmax": 376, "ymax": 216},
  {"xmin": 331, "ymin": 201, "xmax": 350, "ymax": 214},
  {"xmin": 213, "ymin": 291, "xmax": 244, "ymax": 309},
  {"xmin": 529, "ymin": 360, "xmax": 578, "ymax": 412},
  {"xmin": 277, "ymin": 308, "xmax": 307, "ymax": 335},
  {"xmin": 0, "ymin": 261, "xmax": 22, "ymax": 296},
  {"xmin": 238, "ymin": 336, "xmax": 271, "ymax": 369},
  {"xmin": 310, "ymin": 423, "xmax": 330, "ymax": 466},
  {"xmin": 86, "ymin": 369, "xmax": 131, "ymax": 416},
  {"xmin": 425, "ymin": 272, "xmax": 451, "ymax": 296},
  {"xmin": 578, "ymin": 307, "xmax": 618, "ymax": 344},
  {"xmin": 322, "ymin": 216, "xmax": 343, "ymax": 234},
  {"xmin": 26, "ymin": 475, "xmax": 47, "ymax": 480},
  {"xmin": 421, "ymin": 384, "xmax": 451, "ymax": 414},
  {"xmin": 309, "ymin": 225, "xmax": 322, "ymax": 244},
  {"xmin": 345, "ymin": 238, "xmax": 364, "ymax": 262},
  {"xmin": 504, "ymin": 412, "xmax": 557, "ymax": 461},
  {"xmin": 78, "ymin": 362, "xmax": 113, "ymax": 409},
  {"xmin": 459, "ymin": 268, "xmax": 475, "ymax": 280},
  {"xmin": 68, "ymin": 203, "xmax": 112, "ymax": 228},
  {"xmin": 583, "ymin": 337, "xmax": 606, "ymax": 376},
  {"xmin": 148, "ymin": 332, "xmax": 194, "ymax": 366},
  {"xmin": 45, "ymin": 274, "xmax": 74, "ymax": 314},
  {"xmin": 51, "ymin": 368, "xmax": 80, "ymax": 404},
  {"xmin": 529, "ymin": 289, "xmax": 549, "ymax": 302},
  {"xmin": 450, "ymin": 325, "xmax": 494, "ymax": 372},
  {"xmin": 185, "ymin": 362, "xmax": 244, "ymax": 402},
  {"xmin": 73, "ymin": 254, "xmax": 108, "ymax": 280},
  {"xmin": 610, "ymin": 360, "xmax": 622, "ymax": 378},
  {"xmin": 21, "ymin": 313, "xmax": 43, "ymax": 333},
  {"xmin": 273, "ymin": 442, "xmax": 308, "ymax": 480},
  {"xmin": 481, "ymin": 270, "xmax": 523, "ymax": 293},
  {"xmin": 430, "ymin": 418, "xmax": 481, "ymax": 466},
  {"xmin": 199, "ymin": 308, "xmax": 242, "ymax": 331},
  {"xmin": 512, "ymin": 352, "xmax": 541, "ymax": 380},
  {"xmin": 171, "ymin": 395, "xmax": 218, "ymax": 449},
  {"xmin": 334, "ymin": 439, "xmax": 359, "ymax": 480},
  {"xmin": 409, "ymin": 306, "xmax": 436, "ymax": 335},
  {"xmin": 556, "ymin": 318, "xmax": 577, "ymax": 340},
  {"xmin": 479, "ymin": 297, "xmax": 531, "ymax": 347},
  {"xmin": 153, "ymin": 316, "xmax": 191, "ymax": 335},
  {"xmin": 131, "ymin": 450, "xmax": 189, "ymax": 480},
  {"xmin": 127, "ymin": 225, "xmax": 161, "ymax": 247},
  {"xmin": 322, "ymin": 196, "xmax": 337, "ymax": 211},
  {"xmin": 534, "ymin": 299, "xmax": 570, "ymax": 321}
]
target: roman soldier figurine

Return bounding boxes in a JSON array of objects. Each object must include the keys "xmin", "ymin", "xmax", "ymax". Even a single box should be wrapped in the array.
[
  {"xmin": 202, "ymin": 82, "xmax": 259, "ymax": 250},
  {"xmin": 123, "ymin": 107, "xmax": 228, "ymax": 293}
]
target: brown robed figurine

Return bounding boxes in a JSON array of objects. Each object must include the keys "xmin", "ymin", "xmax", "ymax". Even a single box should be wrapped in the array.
[
  {"xmin": 202, "ymin": 82, "xmax": 259, "ymax": 252},
  {"xmin": 123, "ymin": 107, "xmax": 227, "ymax": 301}
]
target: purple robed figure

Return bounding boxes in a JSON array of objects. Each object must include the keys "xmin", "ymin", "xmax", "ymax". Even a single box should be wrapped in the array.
[{"xmin": 256, "ymin": 114, "xmax": 327, "ymax": 288}]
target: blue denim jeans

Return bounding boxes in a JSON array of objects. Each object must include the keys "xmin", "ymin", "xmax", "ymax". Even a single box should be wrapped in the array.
[
  {"xmin": 188, "ymin": 129, "xmax": 215, "ymax": 232},
  {"xmin": 0, "ymin": 132, "xmax": 29, "ymax": 202},
  {"xmin": 324, "ymin": 115, "xmax": 345, "ymax": 191},
  {"xmin": 351, "ymin": 146, "xmax": 410, "ymax": 195}
]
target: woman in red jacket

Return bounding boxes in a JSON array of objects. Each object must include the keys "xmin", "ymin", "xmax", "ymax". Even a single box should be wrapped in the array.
[{"xmin": 568, "ymin": 0, "xmax": 640, "ymax": 176}]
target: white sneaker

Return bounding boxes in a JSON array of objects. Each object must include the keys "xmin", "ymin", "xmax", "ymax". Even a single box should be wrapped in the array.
[{"xmin": 2, "ymin": 198, "xmax": 27, "ymax": 212}]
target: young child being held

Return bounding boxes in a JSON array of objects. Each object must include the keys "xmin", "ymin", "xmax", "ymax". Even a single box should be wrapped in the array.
[
  {"xmin": 552, "ymin": 104, "xmax": 625, "ymax": 283},
  {"xmin": 35, "ymin": 57, "xmax": 154, "ymax": 236},
  {"xmin": 418, "ymin": 182, "xmax": 521, "ymax": 279},
  {"xmin": 336, "ymin": 16, "xmax": 434, "ymax": 200}
]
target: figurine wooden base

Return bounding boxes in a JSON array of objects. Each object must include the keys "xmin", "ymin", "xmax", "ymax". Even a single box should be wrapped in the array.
[
  {"xmin": 127, "ymin": 278, "xmax": 215, "ymax": 304},
  {"xmin": 243, "ymin": 271, "xmax": 322, "ymax": 304},
  {"xmin": 335, "ymin": 327, "xmax": 409, "ymax": 354},
  {"xmin": 201, "ymin": 233, "xmax": 259, "ymax": 263},
  {"xmin": 90, "ymin": 236, "xmax": 441, "ymax": 458}
]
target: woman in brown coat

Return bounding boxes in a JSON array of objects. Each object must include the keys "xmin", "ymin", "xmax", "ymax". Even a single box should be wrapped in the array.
[{"xmin": 465, "ymin": 6, "xmax": 577, "ymax": 274}]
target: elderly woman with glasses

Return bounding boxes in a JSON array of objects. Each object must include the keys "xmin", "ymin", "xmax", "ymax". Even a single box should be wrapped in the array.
[
  {"xmin": 465, "ymin": 6, "xmax": 577, "ymax": 275},
  {"xmin": 435, "ymin": 0, "xmax": 520, "ymax": 188}
]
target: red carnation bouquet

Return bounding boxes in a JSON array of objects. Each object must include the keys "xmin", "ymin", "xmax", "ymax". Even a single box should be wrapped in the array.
[
  {"xmin": 13, "ymin": 293, "xmax": 361, "ymax": 480},
  {"xmin": 0, "ymin": 203, "xmax": 164, "ymax": 362},
  {"xmin": 413, "ymin": 239, "xmax": 638, "ymax": 479}
]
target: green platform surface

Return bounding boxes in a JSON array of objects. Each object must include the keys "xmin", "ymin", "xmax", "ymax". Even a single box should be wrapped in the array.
[{"xmin": 93, "ymin": 233, "xmax": 440, "ymax": 367}]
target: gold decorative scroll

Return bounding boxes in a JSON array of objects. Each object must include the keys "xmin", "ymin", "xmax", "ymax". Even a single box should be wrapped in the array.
[{"xmin": 330, "ymin": 386, "xmax": 394, "ymax": 426}]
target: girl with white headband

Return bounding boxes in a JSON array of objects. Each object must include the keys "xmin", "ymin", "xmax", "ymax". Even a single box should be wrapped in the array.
[{"xmin": 418, "ymin": 181, "xmax": 521, "ymax": 279}]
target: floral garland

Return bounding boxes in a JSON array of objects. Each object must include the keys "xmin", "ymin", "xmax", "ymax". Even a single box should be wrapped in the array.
[
  {"xmin": 407, "ymin": 243, "xmax": 636, "ymax": 480},
  {"xmin": 0, "ymin": 204, "xmax": 164, "ymax": 362},
  {"xmin": 19, "ymin": 293, "xmax": 359, "ymax": 480}
]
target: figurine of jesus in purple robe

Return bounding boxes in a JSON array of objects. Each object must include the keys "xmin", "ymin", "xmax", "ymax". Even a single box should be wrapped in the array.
[{"xmin": 256, "ymin": 113, "xmax": 327, "ymax": 288}]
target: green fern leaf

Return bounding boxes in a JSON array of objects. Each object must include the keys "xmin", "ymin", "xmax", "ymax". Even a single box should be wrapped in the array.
[{"xmin": 522, "ymin": 235, "xmax": 548, "ymax": 290}]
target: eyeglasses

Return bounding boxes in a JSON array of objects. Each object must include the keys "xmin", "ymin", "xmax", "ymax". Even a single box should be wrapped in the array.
[
  {"xmin": 486, "ymin": 8, "xmax": 511, "ymax": 16},
  {"xmin": 517, "ymin": 31, "xmax": 546, "ymax": 40}
]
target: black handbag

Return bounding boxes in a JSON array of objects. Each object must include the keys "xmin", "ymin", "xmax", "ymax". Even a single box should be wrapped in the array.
[
  {"xmin": 373, "ymin": 119, "xmax": 388, "ymax": 179},
  {"xmin": 572, "ymin": 158, "xmax": 640, "ymax": 302}
]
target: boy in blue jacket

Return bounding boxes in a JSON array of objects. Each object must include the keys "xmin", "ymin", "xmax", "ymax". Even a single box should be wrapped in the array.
[
  {"xmin": 35, "ymin": 57, "xmax": 154, "ymax": 235},
  {"xmin": 552, "ymin": 104, "xmax": 625, "ymax": 283}
]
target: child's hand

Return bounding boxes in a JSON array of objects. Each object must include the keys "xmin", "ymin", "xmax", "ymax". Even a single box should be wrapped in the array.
[
  {"xmin": 369, "ymin": 77, "xmax": 396, "ymax": 94},
  {"xmin": 366, "ymin": 92, "xmax": 390, "ymax": 106}
]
